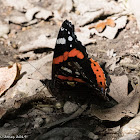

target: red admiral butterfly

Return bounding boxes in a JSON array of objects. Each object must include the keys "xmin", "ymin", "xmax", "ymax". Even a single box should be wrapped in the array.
[{"xmin": 42, "ymin": 20, "xmax": 107, "ymax": 103}]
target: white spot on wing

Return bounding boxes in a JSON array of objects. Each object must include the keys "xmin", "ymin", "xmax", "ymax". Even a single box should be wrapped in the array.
[
  {"xmin": 61, "ymin": 27, "xmax": 64, "ymax": 31},
  {"xmin": 68, "ymin": 36, "xmax": 73, "ymax": 41},
  {"xmin": 68, "ymin": 31, "xmax": 70, "ymax": 34},
  {"xmin": 56, "ymin": 38, "xmax": 66, "ymax": 44},
  {"xmin": 61, "ymin": 67, "xmax": 72, "ymax": 73},
  {"xmin": 61, "ymin": 38, "xmax": 66, "ymax": 44},
  {"xmin": 75, "ymin": 72, "xmax": 80, "ymax": 75},
  {"xmin": 70, "ymin": 44, "xmax": 72, "ymax": 47}
]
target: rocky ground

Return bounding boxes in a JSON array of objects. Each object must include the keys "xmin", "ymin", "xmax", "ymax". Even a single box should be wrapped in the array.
[{"xmin": 0, "ymin": 0, "xmax": 140, "ymax": 140}]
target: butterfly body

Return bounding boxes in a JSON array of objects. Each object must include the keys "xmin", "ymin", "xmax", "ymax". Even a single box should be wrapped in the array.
[{"xmin": 42, "ymin": 20, "xmax": 107, "ymax": 104}]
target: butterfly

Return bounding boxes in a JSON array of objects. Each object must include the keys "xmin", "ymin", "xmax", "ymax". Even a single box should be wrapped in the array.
[{"xmin": 42, "ymin": 20, "xmax": 107, "ymax": 104}]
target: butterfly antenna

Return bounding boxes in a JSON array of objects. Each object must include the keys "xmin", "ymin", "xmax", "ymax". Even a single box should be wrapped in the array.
[{"xmin": 22, "ymin": 58, "xmax": 47, "ymax": 79}]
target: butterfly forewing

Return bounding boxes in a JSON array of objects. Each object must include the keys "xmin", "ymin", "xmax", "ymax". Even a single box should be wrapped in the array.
[{"xmin": 52, "ymin": 20, "xmax": 88, "ymax": 83}]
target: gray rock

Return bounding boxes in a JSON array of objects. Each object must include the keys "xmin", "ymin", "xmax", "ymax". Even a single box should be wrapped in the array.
[
  {"xmin": 0, "ymin": 127, "xmax": 19, "ymax": 137},
  {"xmin": 88, "ymin": 132, "xmax": 99, "ymax": 140},
  {"xmin": 46, "ymin": 0, "xmax": 64, "ymax": 11},
  {"xmin": 119, "ymin": 134, "xmax": 140, "ymax": 140},
  {"xmin": 25, "ymin": 7, "xmax": 52, "ymax": 21},
  {"xmin": 76, "ymin": 27, "xmax": 96, "ymax": 45},
  {"xmin": 128, "ymin": 0, "xmax": 140, "ymax": 31},
  {"xmin": 34, "ymin": 117, "xmax": 44, "ymax": 128},
  {"xmin": 77, "ymin": 10, "xmax": 104, "ymax": 26},
  {"xmin": 63, "ymin": 101, "xmax": 78, "ymax": 114},
  {"xmin": 121, "ymin": 113, "xmax": 140, "ymax": 135},
  {"xmin": 45, "ymin": 116, "xmax": 51, "ymax": 124},
  {"xmin": 8, "ymin": 15, "xmax": 27, "ymax": 24},
  {"xmin": 19, "ymin": 34, "xmax": 55, "ymax": 52},
  {"xmin": 0, "ymin": 23, "xmax": 10, "ymax": 37},
  {"xmin": 41, "ymin": 107, "xmax": 54, "ymax": 114},
  {"xmin": 36, "ymin": 128, "xmax": 83, "ymax": 140},
  {"xmin": 74, "ymin": 0, "xmax": 123, "ymax": 14},
  {"xmin": 35, "ymin": 9, "xmax": 52, "ymax": 20},
  {"xmin": 10, "ymin": 23, "xmax": 58, "ymax": 50},
  {"xmin": 90, "ymin": 16, "xmax": 127, "ymax": 39},
  {"xmin": 25, "ymin": 7, "xmax": 40, "ymax": 21},
  {"xmin": 2, "ymin": 0, "xmax": 32, "ymax": 12},
  {"xmin": 6, "ymin": 10, "xmax": 28, "ymax": 24},
  {"xmin": 74, "ymin": 0, "xmax": 124, "ymax": 26},
  {"xmin": 64, "ymin": 0, "xmax": 73, "ymax": 12},
  {"xmin": 3, "ymin": 123, "xmax": 11, "ymax": 128}
]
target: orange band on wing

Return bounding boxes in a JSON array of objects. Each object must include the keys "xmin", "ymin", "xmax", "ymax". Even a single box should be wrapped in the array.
[
  {"xmin": 63, "ymin": 51, "xmax": 69, "ymax": 61},
  {"xmin": 57, "ymin": 75, "xmax": 85, "ymax": 83},
  {"xmin": 53, "ymin": 48, "xmax": 84, "ymax": 64},
  {"xmin": 68, "ymin": 48, "xmax": 84, "ymax": 59},
  {"xmin": 89, "ymin": 58, "xmax": 106, "ymax": 90}
]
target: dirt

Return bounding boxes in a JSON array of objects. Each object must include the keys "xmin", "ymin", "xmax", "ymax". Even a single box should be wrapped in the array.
[
  {"xmin": 0, "ymin": 1, "xmax": 140, "ymax": 140},
  {"xmin": 0, "ymin": 42, "xmax": 16, "ymax": 67}
]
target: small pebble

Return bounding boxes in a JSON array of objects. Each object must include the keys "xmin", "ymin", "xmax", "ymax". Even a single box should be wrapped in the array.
[
  {"xmin": 41, "ymin": 107, "xmax": 53, "ymax": 114},
  {"xmin": 118, "ymin": 134, "xmax": 140, "ymax": 140},
  {"xmin": 34, "ymin": 117, "xmax": 44, "ymax": 128},
  {"xmin": 88, "ymin": 132, "xmax": 98, "ymax": 140},
  {"xmin": 45, "ymin": 116, "xmax": 51, "ymax": 123},
  {"xmin": 63, "ymin": 101, "xmax": 78, "ymax": 114},
  {"xmin": 12, "ymin": 44, "xmax": 18, "ymax": 49},
  {"xmin": 0, "ymin": 24, "xmax": 10, "ymax": 37},
  {"xmin": 55, "ymin": 102, "xmax": 63, "ymax": 109},
  {"xmin": 22, "ymin": 27, "xmax": 27, "ymax": 31},
  {"xmin": 3, "ymin": 123, "xmax": 10, "ymax": 128}
]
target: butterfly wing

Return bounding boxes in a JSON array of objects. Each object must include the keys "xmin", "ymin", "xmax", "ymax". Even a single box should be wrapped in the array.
[
  {"xmin": 52, "ymin": 20, "xmax": 87, "ymax": 80},
  {"xmin": 52, "ymin": 20, "xmax": 106, "ymax": 92}
]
